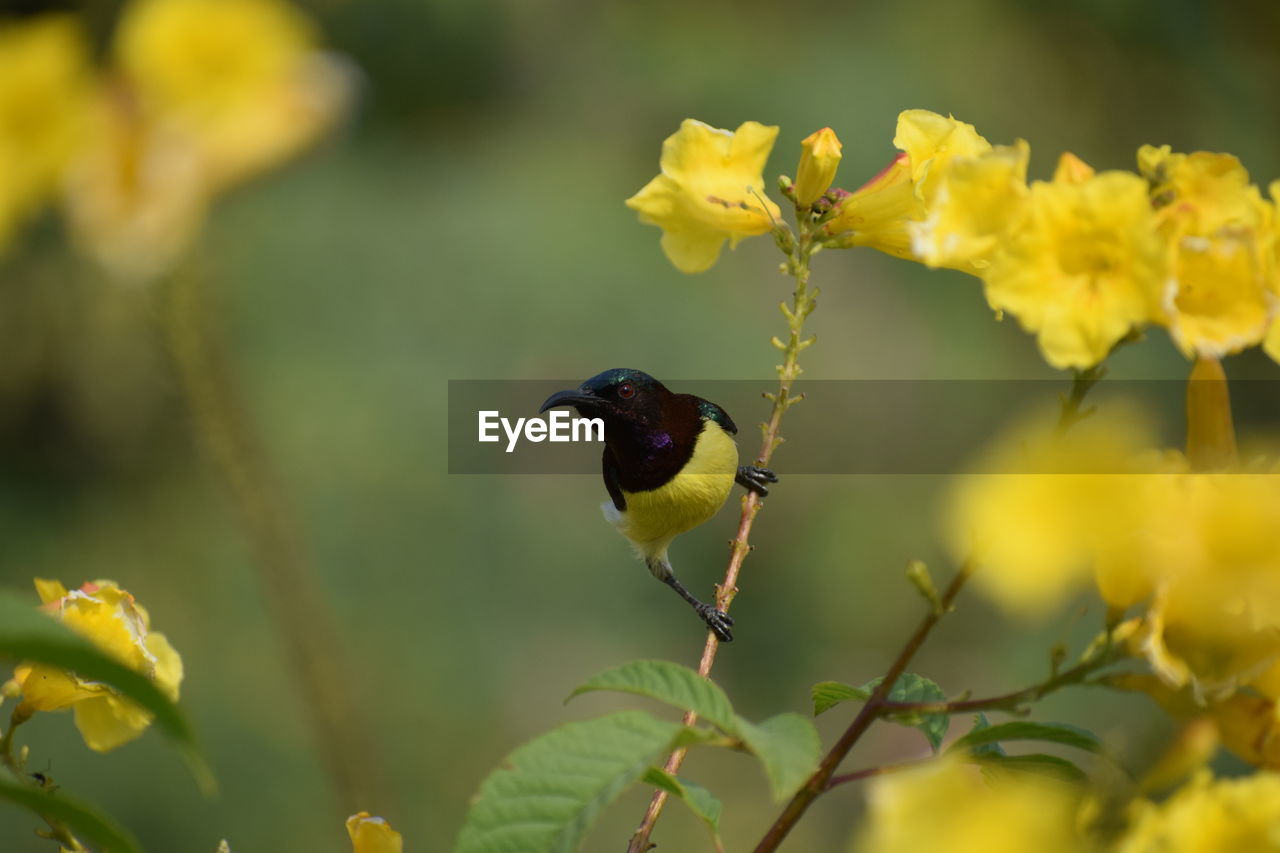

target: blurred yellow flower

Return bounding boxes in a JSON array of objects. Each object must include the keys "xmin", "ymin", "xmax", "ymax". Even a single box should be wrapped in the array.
[
  {"xmin": 854, "ymin": 756, "xmax": 1087, "ymax": 853},
  {"xmin": 12, "ymin": 579, "xmax": 183, "ymax": 752},
  {"xmin": 826, "ymin": 110, "xmax": 992, "ymax": 260},
  {"xmin": 63, "ymin": 90, "xmax": 208, "ymax": 285},
  {"xmin": 981, "ymin": 167, "xmax": 1167, "ymax": 369},
  {"xmin": 1118, "ymin": 771, "xmax": 1280, "ymax": 852},
  {"xmin": 115, "ymin": 0, "xmax": 351, "ymax": 190},
  {"xmin": 62, "ymin": 0, "xmax": 352, "ymax": 282},
  {"xmin": 626, "ymin": 119, "xmax": 781, "ymax": 273},
  {"xmin": 794, "ymin": 126, "xmax": 842, "ymax": 207},
  {"xmin": 0, "ymin": 14, "xmax": 93, "ymax": 250},
  {"xmin": 911, "ymin": 140, "xmax": 1029, "ymax": 273},
  {"xmin": 1140, "ymin": 147, "xmax": 1275, "ymax": 359},
  {"xmin": 1137, "ymin": 471, "xmax": 1280, "ymax": 697},
  {"xmin": 943, "ymin": 406, "xmax": 1158, "ymax": 617},
  {"xmin": 346, "ymin": 812, "xmax": 402, "ymax": 853}
]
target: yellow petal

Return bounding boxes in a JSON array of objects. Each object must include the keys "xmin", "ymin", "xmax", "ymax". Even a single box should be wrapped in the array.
[
  {"xmin": 74, "ymin": 694, "xmax": 152, "ymax": 753},
  {"xmin": 33, "ymin": 578, "xmax": 67, "ymax": 605},
  {"xmin": 346, "ymin": 813, "xmax": 403, "ymax": 853},
  {"xmin": 1052, "ymin": 152, "xmax": 1095, "ymax": 184},
  {"xmin": 892, "ymin": 109, "xmax": 991, "ymax": 203}
]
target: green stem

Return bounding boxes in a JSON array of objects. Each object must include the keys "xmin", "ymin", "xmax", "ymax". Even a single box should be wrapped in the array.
[
  {"xmin": 877, "ymin": 643, "xmax": 1123, "ymax": 717},
  {"xmin": 165, "ymin": 260, "xmax": 384, "ymax": 813}
]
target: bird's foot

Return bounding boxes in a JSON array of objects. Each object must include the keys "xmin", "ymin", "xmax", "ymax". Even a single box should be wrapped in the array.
[
  {"xmin": 736, "ymin": 465, "xmax": 779, "ymax": 497},
  {"xmin": 695, "ymin": 602, "xmax": 735, "ymax": 643}
]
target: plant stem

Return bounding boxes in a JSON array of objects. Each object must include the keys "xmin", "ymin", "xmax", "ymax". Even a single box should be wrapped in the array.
[
  {"xmin": 165, "ymin": 260, "xmax": 383, "ymax": 813},
  {"xmin": 825, "ymin": 760, "xmax": 922, "ymax": 790},
  {"xmin": 752, "ymin": 563, "xmax": 972, "ymax": 853},
  {"xmin": 626, "ymin": 226, "xmax": 818, "ymax": 853},
  {"xmin": 877, "ymin": 644, "xmax": 1121, "ymax": 717}
]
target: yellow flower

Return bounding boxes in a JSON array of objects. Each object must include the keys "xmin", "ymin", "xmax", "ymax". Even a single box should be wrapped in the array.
[
  {"xmin": 854, "ymin": 756, "xmax": 1088, "ymax": 853},
  {"xmin": 794, "ymin": 126, "xmax": 842, "ymax": 208},
  {"xmin": 910, "ymin": 140, "xmax": 1029, "ymax": 273},
  {"xmin": 1140, "ymin": 147, "xmax": 1275, "ymax": 359},
  {"xmin": 0, "ymin": 14, "xmax": 93, "ymax": 250},
  {"xmin": 1136, "ymin": 471, "xmax": 1280, "ymax": 697},
  {"xmin": 346, "ymin": 813, "xmax": 403, "ymax": 853},
  {"xmin": 1118, "ymin": 771, "xmax": 1280, "ymax": 852},
  {"xmin": 114, "ymin": 0, "xmax": 352, "ymax": 190},
  {"xmin": 981, "ymin": 167, "xmax": 1168, "ymax": 369},
  {"xmin": 823, "ymin": 152, "xmax": 919, "ymax": 257},
  {"xmin": 826, "ymin": 110, "xmax": 992, "ymax": 260},
  {"xmin": 626, "ymin": 119, "xmax": 781, "ymax": 273},
  {"xmin": 13, "ymin": 579, "xmax": 183, "ymax": 752},
  {"xmin": 943, "ymin": 406, "xmax": 1158, "ymax": 617},
  {"xmin": 62, "ymin": 92, "xmax": 208, "ymax": 285}
]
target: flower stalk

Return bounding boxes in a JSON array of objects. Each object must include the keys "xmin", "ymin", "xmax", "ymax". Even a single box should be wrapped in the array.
[
  {"xmin": 164, "ymin": 258, "xmax": 384, "ymax": 814},
  {"xmin": 626, "ymin": 214, "xmax": 820, "ymax": 853}
]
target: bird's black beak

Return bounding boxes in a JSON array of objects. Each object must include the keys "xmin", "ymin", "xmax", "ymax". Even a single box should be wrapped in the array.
[{"xmin": 539, "ymin": 388, "xmax": 599, "ymax": 414}]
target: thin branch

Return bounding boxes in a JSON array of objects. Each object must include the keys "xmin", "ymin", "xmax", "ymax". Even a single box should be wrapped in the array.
[
  {"xmin": 626, "ymin": 222, "xmax": 815, "ymax": 853},
  {"xmin": 751, "ymin": 562, "xmax": 972, "ymax": 853}
]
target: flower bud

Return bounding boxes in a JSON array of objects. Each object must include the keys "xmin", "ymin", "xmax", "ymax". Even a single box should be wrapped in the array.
[{"xmin": 794, "ymin": 127, "xmax": 842, "ymax": 207}]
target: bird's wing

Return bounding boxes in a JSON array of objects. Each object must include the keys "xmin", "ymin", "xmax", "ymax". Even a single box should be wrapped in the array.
[
  {"xmin": 696, "ymin": 397, "xmax": 738, "ymax": 435},
  {"xmin": 602, "ymin": 446, "xmax": 627, "ymax": 512}
]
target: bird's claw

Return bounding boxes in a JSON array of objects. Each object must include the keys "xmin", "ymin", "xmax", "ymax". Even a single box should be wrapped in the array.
[
  {"xmin": 736, "ymin": 465, "xmax": 779, "ymax": 497},
  {"xmin": 695, "ymin": 603, "xmax": 735, "ymax": 643}
]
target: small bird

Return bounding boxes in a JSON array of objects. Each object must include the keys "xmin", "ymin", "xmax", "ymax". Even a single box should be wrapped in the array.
[{"xmin": 540, "ymin": 369, "xmax": 777, "ymax": 641}]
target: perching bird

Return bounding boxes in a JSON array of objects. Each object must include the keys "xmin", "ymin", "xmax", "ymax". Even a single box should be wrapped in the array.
[{"xmin": 540, "ymin": 369, "xmax": 777, "ymax": 641}]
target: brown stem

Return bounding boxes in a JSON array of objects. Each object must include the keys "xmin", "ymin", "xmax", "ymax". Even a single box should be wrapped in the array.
[
  {"xmin": 165, "ymin": 261, "xmax": 384, "ymax": 814},
  {"xmin": 825, "ymin": 760, "xmax": 921, "ymax": 790},
  {"xmin": 626, "ymin": 229, "xmax": 816, "ymax": 853},
  {"xmin": 752, "ymin": 563, "xmax": 972, "ymax": 853}
]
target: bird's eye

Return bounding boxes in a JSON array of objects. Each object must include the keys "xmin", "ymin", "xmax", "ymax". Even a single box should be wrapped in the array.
[{"xmin": 617, "ymin": 383, "xmax": 636, "ymax": 399}]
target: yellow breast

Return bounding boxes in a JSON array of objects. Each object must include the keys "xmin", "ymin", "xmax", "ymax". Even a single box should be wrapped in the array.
[{"xmin": 606, "ymin": 420, "xmax": 738, "ymax": 560}]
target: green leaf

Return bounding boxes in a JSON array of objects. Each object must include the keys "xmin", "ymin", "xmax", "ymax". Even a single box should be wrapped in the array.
[
  {"xmin": 811, "ymin": 681, "xmax": 870, "ymax": 716},
  {"xmin": 972, "ymin": 753, "xmax": 1089, "ymax": 784},
  {"xmin": 568, "ymin": 660, "xmax": 737, "ymax": 733},
  {"xmin": 0, "ymin": 590, "xmax": 212, "ymax": 792},
  {"xmin": 880, "ymin": 674, "xmax": 950, "ymax": 753},
  {"xmin": 0, "ymin": 773, "xmax": 141, "ymax": 853},
  {"xmin": 966, "ymin": 714, "xmax": 1005, "ymax": 757},
  {"xmin": 454, "ymin": 711, "xmax": 690, "ymax": 853},
  {"xmin": 641, "ymin": 767, "xmax": 722, "ymax": 840},
  {"xmin": 948, "ymin": 721, "xmax": 1101, "ymax": 756},
  {"xmin": 736, "ymin": 713, "xmax": 821, "ymax": 801}
]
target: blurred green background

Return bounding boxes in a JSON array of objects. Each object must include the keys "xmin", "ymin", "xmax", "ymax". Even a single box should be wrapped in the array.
[{"xmin": 3, "ymin": 0, "xmax": 1280, "ymax": 850}]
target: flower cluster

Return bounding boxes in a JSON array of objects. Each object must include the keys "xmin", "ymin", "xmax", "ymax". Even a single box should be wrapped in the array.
[
  {"xmin": 0, "ymin": 1, "xmax": 351, "ymax": 282},
  {"xmin": 627, "ymin": 111, "xmax": 1280, "ymax": 371},
  {"xmin": 855, "ymin": 756, "xmax": 1280, "ymax": 853},
  {"xmin": 6, "ymin": 579, "xmax": 183, "ymax": 752}
]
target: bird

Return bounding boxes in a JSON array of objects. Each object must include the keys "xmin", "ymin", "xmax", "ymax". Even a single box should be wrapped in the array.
[{"xmin": 540, "ymin": 368, "xmax": 777, "ymax": 642}]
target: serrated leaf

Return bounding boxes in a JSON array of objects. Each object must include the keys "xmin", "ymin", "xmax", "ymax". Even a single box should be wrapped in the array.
[
  {"xmin": 0, "ymin": 773, "xmax": 141, "ymax": 853},
  {"xmin": 967, "ymin": 714, "xmax": 1005, "ymax": 757},
  {"xmin": 879, "ymin": 674, "xmax": 950, "ymax": 753},
  {"xmin": 736, "ymin": 713, "xmax": 821, "ymax": 801},
  {"xmin": 811, "ymin": 681, "xmax": 870, "ymax": 716},
  {"xmin": 641, "ymin": 767, "xmax": 722, "ymax": 842},
  {"xmin": 0, "ymin": 591, "xmax": 211, "ymax": 792},
  {"xmin": 972, "ymin": 753, "xmax": 1089, "ymax": 784},
  {"xmin": 568, "ymin": 660, "xmax": 738, "ymax": 734},
  {"xmin": 948, "ymin": 721, "xmax": 1101, "ymax": 756},
  {"xmin": 454, "ymin": 711, "xmax": 688, "ymax": 853}
]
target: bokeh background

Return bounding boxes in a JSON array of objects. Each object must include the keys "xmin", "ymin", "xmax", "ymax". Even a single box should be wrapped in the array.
[{"xmin": 3, "ymin": 0, "xmax": 1280, "ymax": 850}]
